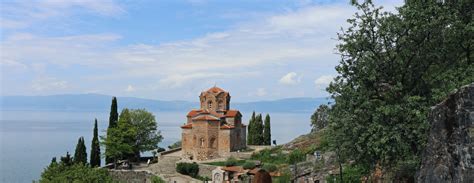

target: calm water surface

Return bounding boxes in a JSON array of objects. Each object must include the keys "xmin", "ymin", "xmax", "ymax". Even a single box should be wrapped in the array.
[{"xmin": 0, "ymin": 110, "xmax": 311, "ymax": 183}]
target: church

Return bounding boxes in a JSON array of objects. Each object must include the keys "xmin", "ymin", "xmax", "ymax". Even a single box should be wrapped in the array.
[{"xmin": 181, "ymin": 86, "xmax": 247, "ymax": 161}]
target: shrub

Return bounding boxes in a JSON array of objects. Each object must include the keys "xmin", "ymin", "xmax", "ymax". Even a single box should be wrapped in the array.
[
  {"xmin": 151, "ymin": 175, "xmax": 165, "ymax": 183},
  {"xmin": 242, "ymin": 162, "xmax": 256, "ymax": 169},
  {"xmin": 287, "ymin": 149, "xmax": 305, "ymax": 164},
  {"xmin": 225, "ymin": 156, "xmax": 238, "ymax": 166},
  {"xmin": 39, "ymin": 163, "xmax": 113, "ymax": 183},
  {"xmin": 262, "ymin": 163, "xmax": 278, "ymax": 172},
  {"xmin": 176, "ymin": 162, "xmax": 199, "ymax": 178}
]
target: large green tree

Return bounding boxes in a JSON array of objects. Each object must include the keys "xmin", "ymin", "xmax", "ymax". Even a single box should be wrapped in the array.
[
  {"xmin": 263, "ymin": 114, "xmax": 271, "ymax": 145},
  {"xmin": 129, "ymin": 109, "xmax": 163, "ymax": 160},
  {"xmin": 106, "ymin": 97, "xmax": 118, "ymax": 164},
  {"xmin": 101, "ymin": 109, "xmax": 136, "ymax": 167},
  {"xmin": 73, "ymin": 137, "xmax": 87, "ymax": 165},
  {"xmin": 247, "ymin": 111, "xmax": 256, "ymax": 145},
  {"xmin": 39, "ymin": 161, "xmax": 113, "ymax": 183},
  {"xmin": 327, "ymin": 0, "xmax": 473, "ymax": 175},
  {"xmin": 90, "ymin": 119, "xmax": 101, "ymax": 167}
]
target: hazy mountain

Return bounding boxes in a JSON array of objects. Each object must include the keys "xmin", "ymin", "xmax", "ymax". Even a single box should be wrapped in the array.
[{"xmin": 0, "ymin": 94, "xmax": 330, "ymax": 113}]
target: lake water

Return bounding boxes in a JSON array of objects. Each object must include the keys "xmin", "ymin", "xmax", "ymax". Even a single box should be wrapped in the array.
[{"xmin": 0, "ymin": 110, "xmax": 311, "ymax": 183}]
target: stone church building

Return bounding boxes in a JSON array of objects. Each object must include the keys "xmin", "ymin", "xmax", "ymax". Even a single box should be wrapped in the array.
[{"xmin": 181, "ymin": 86, "xmax": 247, "ymax": 161}]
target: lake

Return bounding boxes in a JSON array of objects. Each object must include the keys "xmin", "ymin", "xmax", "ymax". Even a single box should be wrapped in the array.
[{"xmin": 0, "ymin": 110, "xmax": 312, "ymax": 183}]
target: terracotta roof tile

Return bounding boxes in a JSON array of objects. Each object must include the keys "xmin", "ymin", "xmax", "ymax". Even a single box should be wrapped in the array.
[
  {"xmin": 206, "ymin": 86, "xmax": 227, "ymax": 93},
  {"xmin": 221, "ymin": 166, "xmax": 244, "ymax": 172},
  {"xmin": 225, "ymin": 110, "xmax": 240, "ymax": 117},
  {"xmin": 181, "ymin": 123, "xmax": 192, "ymax": 129}
]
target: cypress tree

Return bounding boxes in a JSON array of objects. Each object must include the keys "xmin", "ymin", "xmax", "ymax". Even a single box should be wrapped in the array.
[
  {"xmin": 90, "ymin": 119, "xmax": 101, "ymax": 167},
  {"xmin": 60, "ymin": 152, "xmax": 73, "ymax": 166},
  {"xmin": 247, "ymin": 111, "xmax": 256, "ymax": 145},
  {"xmin": 263, "ymin": 114, "xmax": 271, "ymax": 145},
  {"xmin": 73, "ymin": 137, "xmax": 87, "ymax": 165},
  {"xmin": 106, "ymin": 97, "xmax": 118, "ymax": 164},
  {"xmin": 255, "ymin": 114, "xmax": 264, "ymax": 145}
]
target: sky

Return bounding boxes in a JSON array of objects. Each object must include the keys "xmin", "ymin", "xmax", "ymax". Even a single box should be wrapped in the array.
[{"xmin": 0, "ymin": 0, "xmax": 404, "ymax": 102}]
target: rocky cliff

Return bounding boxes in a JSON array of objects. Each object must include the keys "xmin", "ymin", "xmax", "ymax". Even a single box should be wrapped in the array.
[{"xmin": 417, "ymin": 83, "xmax": 474, "ymax": 183}]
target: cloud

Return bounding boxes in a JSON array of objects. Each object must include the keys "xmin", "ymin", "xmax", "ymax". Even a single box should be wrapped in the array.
[
  {"xmin": 31, "ymin": 77, "xmax": 69, "ymax": 91},
  {"xmin": 279, "ymin": 72, "xmax": 302, "ymax": 85},
  {"xmin": 1, "ymin": 0, "xmax": 124, "ymax": 30},
  {"xmin": 256, "ymin": 88, "xmax": 267, "ymax": 97},
  {"xmin": 125, "ymin": 85, "xmax": 135, "ymax": 92},
  {"xmin": 314, "ymin": 75, "xmax": 334, "ymax": 86},
  {"xmin": 1, "ymin": 1, "xmax": 405, "ymax": 98}
]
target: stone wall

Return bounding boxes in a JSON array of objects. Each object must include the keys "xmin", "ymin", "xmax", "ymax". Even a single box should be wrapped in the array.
[
  {"xmin": 417, "ymin": 83, "xmax": 474, "ymax": 183},
  {"xmin": 198, "ymin": 164, "xmax": 218, "ymax": 178},
  {"xmin": 108, "ymin": 170, "xmax": 155, "ymax": 183}
]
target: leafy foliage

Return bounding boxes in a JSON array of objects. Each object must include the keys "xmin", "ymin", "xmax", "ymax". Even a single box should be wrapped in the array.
[
  {"xmin": 250, "ymin": 148, "xmax": 287, "ymax": 165},
  {"xmin": 176, "ymin": 162, "xmax": 199, "ymax": 178},
  {"xmin": 242, "ymin": 161, "xmax": 256, "ymax": 169},
  {"xmin": 326, "ymin": 0, "xmax": 473, "ymax": 173},
  {"xmin": 90, "ymin": 119, "xmax": 101, "ymax": 167},
  {"xmin": 310, "ymin": 104, "xmax": 330, "ymax": 132},
  {"xmin": 168, "ymin": 140, "xmax": 181, "ymax": 149},
  {"xmin": 225, "ymin": 156, "xmax": 238, "ymax": 166},
  {"xmin": 40, "ymin": 156, "xmax": 114, "ymax": 183},
  {"xmin": 129, "ymin": 109, "xmax": 163, "ymax": 159},
  {"xmin": 101, "ymin": 109, "xmax": 136, "ymax": 164},
  {"xmin": 106, "ymin": 97, "xmax": 118, "ymax": 164},
  {"xmin": 262, "ymin": 163, "xmax": 278, "ymax": 172},
  {"xmin": 151, "ymin": 175, "xmax": 166, "ymax": 183},
  {"xmin": 287, "ymin": 149, "xmax": 305, "ymax": 165},
  {"xmin": 263, "ymin": 114, "xmax": 271, "ymax": 145},
  {"xmin": 73, "ymin": 137, "xmax": 87, "ymax": 165},
  {"xmin": 255, "ymin": 114, "xmax": 264, "ymax": 145},
  {"xmin": 247, "ymin": 111, "xmax": 256, "ymax": 145}
]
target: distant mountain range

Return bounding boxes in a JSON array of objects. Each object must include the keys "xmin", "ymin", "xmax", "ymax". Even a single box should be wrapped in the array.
[{"xmin": 0, "ymin": 94, "xmax": 331, "ymax": 113}]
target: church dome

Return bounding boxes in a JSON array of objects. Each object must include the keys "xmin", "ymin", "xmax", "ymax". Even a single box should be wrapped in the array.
[{"xmin": 206, "ymin": 86, "xmax": 227, "ymax": 93}]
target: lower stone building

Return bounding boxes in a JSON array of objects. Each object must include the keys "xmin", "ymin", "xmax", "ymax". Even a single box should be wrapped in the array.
[{"xmin": 181, "ymin": 86, "xmax": 246, "ymax": 161}]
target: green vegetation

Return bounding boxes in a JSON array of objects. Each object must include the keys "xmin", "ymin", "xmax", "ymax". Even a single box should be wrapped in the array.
[
  {"xmin": 40, "ymin": 152, "xmax": 114, "ymax": 183},
  {"xmin": 248, "ymin": 112, "xmax": 272, "ymax": 145},
  {"xmin": 242, "ymin": 161, "xmax": 256, "ymax": 169},
  {"xmin": 325, "ymin": 0, "xmax": 473, "ymax": 178},
  {"xmin": 263, "ymin": 114, "xmax": 271, "ymax": 145},
  {"xmin": 106, "ymin": 97, "xmax": 118, "ymax": 164},
  {"xmin": 250, "ymin": 148, "xmax": 287, "ymax": 165},
  {"xmin": 225, "ymin": 156, "xmax": 238, "ymax": 166},
  {"xmin": 151, "ymin": 175, "xmax": 166, "ymax": 183},
  {"xmin": 247, "ymin": 111, "xmax": 256, "ymax": 145},
  {"xmin": 73, "ymin": 137, "xmax": 87, "ymax": 165},
  {"xmin": 310, "ymin": 104, "xmax": 329, "ymax": 132},
  {"xmin": 262, "ymin": 163, "xmax": 277, "ymax": 172},
  {"xmin": 102, "ymin": 108, "xmax": 162, "ymax": 166},
  {"xmin": 90, "ymin": 119, "xmax": 101, "ymax": 167},
  {"xmin": 287, "ymin": 149, "xmax": 305, "ymax": 165},
  {"xmin": 204, "ymin": 159, "xmax": 247, "ymax": 166},
  {"xmin": 176, "ymin": 162, "xmax": 199, "ymax": 178}
]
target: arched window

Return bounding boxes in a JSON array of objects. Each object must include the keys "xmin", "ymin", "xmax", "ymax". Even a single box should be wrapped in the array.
[
  {"xmin": 200, "ymin": 138, "xmax": 205, "ymax": 148},
  {"xmin": 208, "ymin": 101, "xmax": 212, "ymax": 109}
]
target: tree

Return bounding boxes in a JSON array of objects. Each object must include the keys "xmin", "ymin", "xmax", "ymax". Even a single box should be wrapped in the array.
[
  {"xmin": 73, "ymin": 137, "xmax": 87, "ymax": 165},
  {"xmin": 129, "ymin": 109, "xmax": 163, "ymax": 160},
  {"xmin": 101, "ymin": 109, "xmax": 136, "ymax": 167},
  {"xmin": 90, "ymin": 119, "xmax": 101, "ymax": 167},
  {"xmin": 106, "ymin": 97, "xmax": 118, "ymax": 164},
  {"xmin": 247, "ymin": 111, "xmax": 256, "ymax": 145},
  {"xmin": 263, "ymin": 114, "xmax": 271, "ymax": 145},
  {"xmin": 168, "ymin": 141, "xmax": 181, "ymax": 149},
  {"xmin": 310, "ymin": 104, "xmax": 330, "ymax": 132},
  {"xmin": 60, "ymin": 152, "xmax": 72, "ymax": 166},
  {"xmin": 255, "ymin": 114, "xmax": 264, "ymax": 145},
  {"xmin": 326, "ymin": 0, "xmax": 473, "ymax": 175},
  {"xmin": 39, "ymin": 162, "xmax": 114, "ymax": 183}
]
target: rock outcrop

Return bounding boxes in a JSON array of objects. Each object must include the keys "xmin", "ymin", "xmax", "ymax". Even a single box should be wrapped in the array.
[{"xmin": 417, "ymin": 83, "xmax": 474, "ymax": 183}]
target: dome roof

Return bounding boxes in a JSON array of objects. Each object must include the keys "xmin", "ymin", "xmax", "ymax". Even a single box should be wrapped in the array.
[{"xmin": 206, "ymin": 86, "xmax": 227, "ymax": 93}]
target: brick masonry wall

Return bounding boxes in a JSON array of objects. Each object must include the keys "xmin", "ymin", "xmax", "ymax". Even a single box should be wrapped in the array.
[{"xmin": 108, "ymin": 170, "xmax": 154, "ymax": 183}]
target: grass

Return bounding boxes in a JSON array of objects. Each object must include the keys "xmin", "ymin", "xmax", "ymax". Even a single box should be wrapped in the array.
[{"xmin": 204, "ymin": 159, "xmax": 247, "ymax": 166}]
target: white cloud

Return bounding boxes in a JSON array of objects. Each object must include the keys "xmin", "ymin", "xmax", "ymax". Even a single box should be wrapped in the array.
[
  {"xmin": 1, "ymin": 0, "xmax": 124, "ymax": 30},
  {"xmin": 279, "ymin": 72, "xmax": 302, "ymax": 85},
  {"xmin": 314, "ymin": 75, "xmax": 334, "ymax": 85},
  {"xmin": 31, "ymin": 77, "xmax": 69, "ymax": 91},
  {"xmin": 256, "ymin": 88, "xmax": 267, "ymax": 97},
  {"xmin": 126, "ymin": 85, "xmax": 135, "ymax": 92}
]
